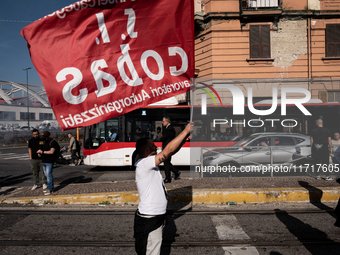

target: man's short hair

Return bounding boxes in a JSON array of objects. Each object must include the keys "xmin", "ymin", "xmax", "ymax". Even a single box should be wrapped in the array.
[
  {"xmin": 136, "ymin": 137, "xmax": 150, "ymax": 156},
  {"xmin": 32, "ymin": 129, "xmax": 39, "ymax": 133},
  {"xmin": 163, "ymin": 116, "xmax": 171, "ymax": 123},
  {"xmin": 67, "ymin": 132, "xmax": 72, "ymax": 136}
]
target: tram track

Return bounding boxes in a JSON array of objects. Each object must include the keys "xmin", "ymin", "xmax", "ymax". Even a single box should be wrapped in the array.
[
  {"xmin": 0, "ymin": 239, "xmax": 339, "ymax": 247},
  {"xmin": 0, "ymin": 208, "xmax": 336, "ymax": 215}
]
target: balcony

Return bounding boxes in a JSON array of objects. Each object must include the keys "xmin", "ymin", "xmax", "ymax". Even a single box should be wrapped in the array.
[{"xmin": 241, "ymin": 0, "xmax": 281, "ymax": 10}]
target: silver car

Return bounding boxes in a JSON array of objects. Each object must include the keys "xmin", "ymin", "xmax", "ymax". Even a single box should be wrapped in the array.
[{"xmin": 203, "ymin": 132, "xmax": 311, "ymax": 167}]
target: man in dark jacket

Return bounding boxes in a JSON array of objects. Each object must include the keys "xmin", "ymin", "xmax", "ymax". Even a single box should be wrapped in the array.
[
  {"xmin": 160, "ymin": 116, "xmax": 180, "ymax": 183},
  {"xmin": 28, "ymin": 129, "xmax": 46, "ymax": 191},
  {"xmin": 310, "ymin": 119, "xmax": 332, "ymax": 179},
  {"xmin": 37, "ymin": 131, "xmax": 58, "ymax": 195}
]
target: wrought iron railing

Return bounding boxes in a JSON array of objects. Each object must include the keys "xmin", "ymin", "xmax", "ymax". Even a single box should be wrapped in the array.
[{"xmin": 241, "ymin": 0, "xmax": 282, "ymax": 10}]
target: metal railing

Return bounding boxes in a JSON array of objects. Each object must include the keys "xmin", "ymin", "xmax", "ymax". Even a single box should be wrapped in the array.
[{"xmin": 241, "ymin": 0, "xmax": 281, "ymax": 10}]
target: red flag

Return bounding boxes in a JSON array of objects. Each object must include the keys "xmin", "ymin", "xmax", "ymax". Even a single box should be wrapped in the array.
[{"xmin": 21, "ymin": 0, "xmax": 194, "ymax": 130}]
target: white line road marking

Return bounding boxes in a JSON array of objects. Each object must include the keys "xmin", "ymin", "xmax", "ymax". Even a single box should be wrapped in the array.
[
  {"xmin": 1, "ymin": 153, "xmax": 70, "ymax": 160},
  {"xmin": 212, "ymin": 215, "xmax": 259, "ymax": 255}
]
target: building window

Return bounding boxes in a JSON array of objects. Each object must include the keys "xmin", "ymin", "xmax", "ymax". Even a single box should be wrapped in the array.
[
  {"xmin": 20, "ymin": 112, "xmax": 35, "ymax": 121},
  {"xmin": 250, "ymin": 25, "xmax": 271, "ymax": 58},
  {"xmin": 39, "ymin": 113, "xmax": 53, "ymax": 120},
  {"xmin": 0, "ymin": 111, "xmax": 15, "ymax": 121},
  {"xmin": 328, "ymin": 91, "xmax": 340, "ymax": 102},
  {"xmin": 326, "ymin": 24, "xmax": 340, "ymax": 57}
]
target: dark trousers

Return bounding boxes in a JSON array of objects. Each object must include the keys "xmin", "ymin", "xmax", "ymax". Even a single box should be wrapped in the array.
[
  {"xmin": 71, "ymin": 149, "xmax": 80, "ymax": 163},
  {"xmin": 134, "ymin": 210, "xmax": 166, "ymax": 255},
  {"xmin": 312, "ymin": 144, "xmax": 329, "ymax": 165},
  {"xmin": 164, "ymin": 156, "xmax": 178, "ymax": 180},
  {"xmin": 30, "ymin": 159, "xmax": 46, "ymax": 185}
]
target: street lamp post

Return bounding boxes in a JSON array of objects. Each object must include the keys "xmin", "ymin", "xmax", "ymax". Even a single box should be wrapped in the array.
[{"xmin": 23, "ymin": 68, "xmax": 31, "ymax": 129}]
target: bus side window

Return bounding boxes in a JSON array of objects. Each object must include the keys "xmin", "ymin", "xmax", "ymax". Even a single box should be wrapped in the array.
[{"xmin": 107, "ymin": 119, "xmax": 119, "ymax": 142}]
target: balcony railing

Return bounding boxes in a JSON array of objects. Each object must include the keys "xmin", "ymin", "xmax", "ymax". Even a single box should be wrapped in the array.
[{"xmin": 241, "ymin": 0, "xmax": 281, "ymax": 10}]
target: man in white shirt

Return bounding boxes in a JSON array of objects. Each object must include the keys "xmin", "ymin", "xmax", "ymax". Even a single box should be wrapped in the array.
[
  {"xmin": 332, "ymin": 132, "xmax": 340, "ymax": 153},
  {"xmin": 134, "ymin": 122, "xmax": 193, "ymax": 255}
]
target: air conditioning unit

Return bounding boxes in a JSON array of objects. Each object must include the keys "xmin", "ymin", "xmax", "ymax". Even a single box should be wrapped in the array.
[{"xmin": 248, "ymin": 0, "xmax": 279, "ymax": 8}]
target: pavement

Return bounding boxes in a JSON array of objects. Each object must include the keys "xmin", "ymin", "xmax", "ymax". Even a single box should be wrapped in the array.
[{"xmin": 1, "ymin": 175, "xmax": 340, "ymax": 206}]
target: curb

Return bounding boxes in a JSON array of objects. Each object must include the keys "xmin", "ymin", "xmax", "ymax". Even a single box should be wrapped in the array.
[{"xmin": 2, "ymin": 187, "xmax": 339, "ymax": 205}]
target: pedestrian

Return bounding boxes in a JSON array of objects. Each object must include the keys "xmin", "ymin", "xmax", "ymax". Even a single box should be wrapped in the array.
[
  {"xmin": 28, "ymin": 129, "xmax": 47, "ymax": 191},
  {"xmin": 134, "ymin": 127, "xmax": 143, "ymax": 141},
  {"xmin": 154, "ymin": 127, "xmax": 162, "ymax": 142},
  {"xmin": 37, "ymin": 131, "xmax": 58, "ymax": 195},
  {"xmin": 160, "ymin": 116, "xmax": 180, "ymax": 183},
  {"xmin": 134, "ymin": 122, "xmax": 193, "ymax": 255},
  {"xmin": 310, "ymin": 119, "xmax": 332, "ymax": 180},
  {"xmin": 68, "ymin": 133, "xmax": 81, "ymax": 165},
  {"xmin": 332, "ymin": 132, "xmax": 340, "ymax": 153}
]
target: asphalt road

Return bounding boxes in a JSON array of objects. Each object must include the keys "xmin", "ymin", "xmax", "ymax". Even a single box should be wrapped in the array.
[
  {"xmin": 0, "ymin": 145, "xmax": 192, "ymax": 188},
  {"xmin": 0, "ymin": 205, "xmax": 339, "ymax": 255}
]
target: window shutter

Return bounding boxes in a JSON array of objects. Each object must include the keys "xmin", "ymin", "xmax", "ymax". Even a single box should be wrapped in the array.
[
  {"xmin": 250, "ymin": 26, "xmax": 259, "ymax": 58},
  {"xmin": 262, "ymin": 26, "xmax": 270, "ymax": 58},
  {"xmin": 326, "ymin": 24, "xmax": 340, "ymax": 57},
  {"xmin": 319, "ymin": 91, "xmax": 328, "ymax": 103},
  {"xmin": 250, "ymin": 25, "xmax": 270, "ymax": 58}
]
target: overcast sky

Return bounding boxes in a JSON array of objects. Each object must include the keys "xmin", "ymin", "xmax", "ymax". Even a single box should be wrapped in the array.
[{"xmin": 0, "ymin": 1, "xmax": 75, "ymax": 87}]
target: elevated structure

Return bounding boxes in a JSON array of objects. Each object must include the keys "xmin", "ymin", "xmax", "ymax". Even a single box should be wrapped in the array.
[{"xmin": 0, "ymin": 80, "xmax": 55, "ymax": 128}]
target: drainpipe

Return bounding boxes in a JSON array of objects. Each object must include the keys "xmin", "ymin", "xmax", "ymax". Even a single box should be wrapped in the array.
[{"xmin": 307, "ymin": 17, "xmax": 312, "ymax": 91}]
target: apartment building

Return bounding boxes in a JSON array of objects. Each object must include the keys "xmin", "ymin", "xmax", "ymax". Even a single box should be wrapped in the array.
[{"xmin": 194, "ymin": 0, "xmax": 340, "ymax": 103}]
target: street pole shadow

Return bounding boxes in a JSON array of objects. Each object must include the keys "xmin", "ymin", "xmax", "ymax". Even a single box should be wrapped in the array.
[
  {"xmin": 53, "ymin": 176, "xmax": 92, "ymax": 192},
  {"xmin": 298, "ymin": 181, "xmax": 336, "ymax": 218},
  {"xmin": 274, "ymin": 209, "xmax": 339, "ymax": 254},
  {"xmin": 0, "ymin": 173, "xmax": 31, "ymax": 187},
  {"xmin": 161, "ymin": 186, "xmax": 193, "ymax": 255}
]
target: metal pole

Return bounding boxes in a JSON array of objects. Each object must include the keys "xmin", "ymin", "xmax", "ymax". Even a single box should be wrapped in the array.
[{"xmin": 23, "ymin": 68, "xmax": 31, "ymax": 128}]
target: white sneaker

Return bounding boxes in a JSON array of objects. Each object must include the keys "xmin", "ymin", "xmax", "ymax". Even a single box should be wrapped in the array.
[
  {"xmin": 44, "ymin": 190, "xmax": 52, "ymax": 196},
  {"xmin": 31, "ymin": 185, "xmax": 39, "ymax": 191},
  {"xmin": 43, "ymin": 184, "xmax": 47, "ymax": 190},
  {"xmin": 69, "ymin": 163, "xmax": 76, "ymax": 166}
]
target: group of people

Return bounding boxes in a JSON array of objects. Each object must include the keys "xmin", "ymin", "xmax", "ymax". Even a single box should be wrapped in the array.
[
  {"xmin": 28, "ymin": 129, "xmax": 81, "ymax": 196},
  {"xmin": 309, "ymin": 119, "xmax": 340, "ymax": 228}
]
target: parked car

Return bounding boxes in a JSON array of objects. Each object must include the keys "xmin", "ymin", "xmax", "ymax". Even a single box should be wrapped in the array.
[
  {"xmin": 14, "ymin": 126, "xmax": 35, "ymax": 131},
  {"xmin": 203, "ymin": 132, "xmax": 312, "ymax": 167}
]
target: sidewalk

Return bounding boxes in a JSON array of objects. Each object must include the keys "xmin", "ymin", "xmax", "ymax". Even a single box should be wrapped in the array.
[{"xmin": 1, "ymin": 176, "xmax": 339, "ymax": 205}]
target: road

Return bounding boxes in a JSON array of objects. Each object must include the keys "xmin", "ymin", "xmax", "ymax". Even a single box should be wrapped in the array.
[
  {"xmin": 1, "ymin": 146, "xmax": 340, "ymax": 254},
  {"xmin": 0, "ymin": 144, "xmax": 136, "ymax": 187},
  {"xmin": 0, "ymin": 145, "xmax": 193, "ymax": 188},
  {"xmin": 0, "ymin": 206, "xmax": 339, "ymax": 254}
]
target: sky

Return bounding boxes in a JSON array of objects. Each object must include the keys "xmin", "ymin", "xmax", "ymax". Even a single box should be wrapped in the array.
[{"xmin": 0, "ymin": 1, "xmax": 76, "ymax": 87}]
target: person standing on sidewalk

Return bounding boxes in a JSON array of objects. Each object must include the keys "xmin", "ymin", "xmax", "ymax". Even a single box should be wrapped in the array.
[
  {"xmin": 67, "ymin": 133, "xmax": 80, "ymax": 166},
  {"xmin": 310, "ymin": 119, "xmax": 332, "ymax": 179},
  {"xmin": 37, "ymin": 131, "xmax": 57, "ymax": 195},
  {"xmin": 160, "ymin": 116, "xmax": 180, "ymax": 183},
  {"xmin": 134, "ymin": 122, "xmax": 193, "ymax": 255},
  {"xmin": 28, "ymin": 129, "xmax": 47, "ymax": 191}
]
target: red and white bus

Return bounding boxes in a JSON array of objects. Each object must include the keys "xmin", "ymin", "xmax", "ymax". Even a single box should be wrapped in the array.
[
  {"xmin": 82, "ymin": 104, "xmax": 238, "ymax": 166},
  {"xmin": 82, "ymin": 102, "xmax": 340, "ymax": 166}
]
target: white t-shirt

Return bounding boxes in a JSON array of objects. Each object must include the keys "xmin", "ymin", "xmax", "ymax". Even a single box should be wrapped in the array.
[
  {"xmin": 135, "ymin": 156, "xmax": 167, "ymax": 215},
  {"xmin": 332, "ymin": 139, "xmax": 340, "ymax": 152}
]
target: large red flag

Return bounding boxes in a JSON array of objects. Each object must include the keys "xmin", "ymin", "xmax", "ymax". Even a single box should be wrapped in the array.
[{"xmin": 21, "ymin": 0, "xmax": 194, "ymax": 130}]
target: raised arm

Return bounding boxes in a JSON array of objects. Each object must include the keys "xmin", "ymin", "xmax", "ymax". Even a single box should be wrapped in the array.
[{"xmin": 155, "ymin": 123, "xmax": 193, "ymax": 166}]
